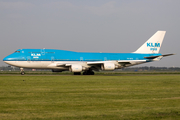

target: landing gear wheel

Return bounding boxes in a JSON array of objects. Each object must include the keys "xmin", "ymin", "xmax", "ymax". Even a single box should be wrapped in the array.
[
  {"xmin": 74, "ymin": 72, "xmax": 81, "ymax": 75},
  {"xmin": 20, "ymin": 68, "xmax": 25, "ymax": 75},
  {"xmin": 90, "ymin": 71, "xmax": 94, "ymax": 75},
  {"xmin": 83, "ymin": 71, "xmax": 87, "ymax": 75},
  {"xmin": 21, "ymin": 71, "xmax": 25, "ymax": 75},
  {"xmin": 83, "ymin": 70, "xmax": 94, "ymax": 75}
]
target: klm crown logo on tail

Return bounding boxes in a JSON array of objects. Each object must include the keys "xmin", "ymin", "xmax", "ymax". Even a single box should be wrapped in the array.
[
  {"xmin": 134, "ymin": 31, "xmax": 166, "ymax": 53},
  {"xmin": 147, "ymin": 43, "xmax": 160, "ymax": 47}
]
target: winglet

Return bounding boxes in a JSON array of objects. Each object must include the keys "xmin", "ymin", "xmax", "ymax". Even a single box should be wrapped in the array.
[{"xmin": 134, "ymin": 31, "xmax": 166, "ymax": 53}]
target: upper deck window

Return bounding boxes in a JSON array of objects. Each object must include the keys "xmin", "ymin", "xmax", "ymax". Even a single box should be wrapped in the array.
[
  {"xmin": 15, "ymin": 51, "xmax": 20, "ymax": 53},
  {"xmin": 28, "ymin": 52, "xmax": 41, "ymax": 53},
  {"xmin": 45, "ymin": 52, "xmax": 55, "ymax": 54}
]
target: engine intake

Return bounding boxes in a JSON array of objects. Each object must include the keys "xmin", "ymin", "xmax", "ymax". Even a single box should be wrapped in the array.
[
  {"xmin": 101, "ymin": 63, "xmax": 115, "ymax": 71},
  {"xmin": 69, "ymin": 64, "xmax": 83, "ymax": 72}
]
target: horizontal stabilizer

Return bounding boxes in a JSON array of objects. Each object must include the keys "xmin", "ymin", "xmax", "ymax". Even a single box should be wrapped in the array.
[{"xmin": 144, "ymin": 54, "xmax": 174, "ymax": 59}]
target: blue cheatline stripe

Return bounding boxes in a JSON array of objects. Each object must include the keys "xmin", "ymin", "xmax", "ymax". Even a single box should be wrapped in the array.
[{"xmin": 3, "ymin": 49, "xmax": 162, "ymax": 62}]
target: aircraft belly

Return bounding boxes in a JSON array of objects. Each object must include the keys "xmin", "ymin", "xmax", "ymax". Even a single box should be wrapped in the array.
[
  {"xmin": 4, "ymin": 61, "xmax": 44, "ymax": 69},
  {"xmin": 12, "ymin": 61, "xmax": 43, "ymax": 68},
  {"xmin": 5, "ymin": 61, "xmax": 88, "ymax": 69}
]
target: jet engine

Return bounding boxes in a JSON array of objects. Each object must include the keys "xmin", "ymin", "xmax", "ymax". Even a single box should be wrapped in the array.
[
  {"xmin": 69, "ymin": 64, "xmax": 83, "ymax": 72},
  {"xmin": 101, "ymin": 63, "xmax": 115, "ymax": 71}
]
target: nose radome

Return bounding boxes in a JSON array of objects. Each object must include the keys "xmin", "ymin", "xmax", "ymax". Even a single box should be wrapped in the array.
[
  {"xmin": 3, "ymin": 54, "xmax": 15, "ymax": 62},
  {"xmin": 3, "ymin": 56, "xmax": 11, "ymax": 65},
  {"xmin": 3, "ymin": 53, "xmax": 16, "ymax": 61},
  {"xmin": 3, "ymin": 56, "xmax": 9, "ymax": 61},
  {"xmin": 3, "ymin": 55, "xmax": 16, "ymax": 66},
  {"xmin": 3, "ymin": 56, "xmax": 10, "ymax": 65}
]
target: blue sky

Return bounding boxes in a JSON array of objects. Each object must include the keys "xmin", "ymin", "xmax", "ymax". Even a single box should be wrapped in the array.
[{"xmin": 0, "ymin": 0, "xmax": 179, "ymax": 67}]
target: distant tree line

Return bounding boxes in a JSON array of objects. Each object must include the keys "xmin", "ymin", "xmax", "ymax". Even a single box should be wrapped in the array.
[{"xmin": 121, "ymin": 66, "xmax": 180, "ymax": 72}]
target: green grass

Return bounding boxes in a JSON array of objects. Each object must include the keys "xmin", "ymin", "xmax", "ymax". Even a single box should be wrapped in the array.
[
  {"xmin": 0, "ymin": 75, "xmax": 180, "ymax": 120},
  {"xmin": 1, "ymin": 71, "xmax": 180, "ymax": 75}
]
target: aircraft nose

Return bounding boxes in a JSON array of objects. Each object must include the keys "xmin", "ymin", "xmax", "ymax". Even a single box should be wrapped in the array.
[
  {"xmin": 3, "ymin": 55, "xmax": 12, "ymax": 64},
  {"xmin": 3, "ymin": 56, "xmax": 9, "ymax": 61},
  {"xmin": 3, "ymin": 54, "xmax": 17, "ymax": 65},
  {"xmin": 3, "ymin": 53, "xmax": 16, "ymax": 61},
  {"xmin": 3, "ymin": 54, "xmax": 16, "ymax": 62},
  {"xmin": 3, "ymin": 56, "xmax": 9, "ymax": 65}
]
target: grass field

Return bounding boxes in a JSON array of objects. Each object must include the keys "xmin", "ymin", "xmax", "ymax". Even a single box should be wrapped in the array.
[{"xmin": 0, "ymin": 75, "xmax": 180, "ymax": 120}]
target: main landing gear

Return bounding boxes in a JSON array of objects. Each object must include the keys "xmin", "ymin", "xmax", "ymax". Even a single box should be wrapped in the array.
[
  {"xmin": 20, "ymin": 68, "xmax": 25, "ymax": 75},
  {"xmin": 74, "ymin": 72, "xmax": 81, "ymax": 75},
  {"xmin": 73, "ymin": 70, "xmax": 95, "ymax": 75},
  {"xmin": 83, "ymin": 70, "xmax": 94, "ymax": 75}
]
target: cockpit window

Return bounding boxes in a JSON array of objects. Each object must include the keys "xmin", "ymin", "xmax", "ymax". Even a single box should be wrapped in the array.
[{"xmin": 15, "ymin": 51, "xmax": 20, "ymax": 53}]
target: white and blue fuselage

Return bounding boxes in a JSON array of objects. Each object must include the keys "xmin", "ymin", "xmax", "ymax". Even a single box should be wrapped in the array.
[
  {"xmin": 3, "ymin": 49, "xmax": 160, "ymax": 68},
  {"xmin": 3, "ymin": 31, "xmax": 173, "ymax": 75}
]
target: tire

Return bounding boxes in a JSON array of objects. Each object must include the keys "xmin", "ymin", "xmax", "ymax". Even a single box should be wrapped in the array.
[
  {"xmin": 83, "ymin": 72, "xmax": 87, "ymax": 75},
  {"xmin": 21, "ymin": 71, "xmax": 25, "ymax": 75},
  {"xmin": 74, "ymin": 72, "xmax": 81, "ymax": 75},
  {"xmin": 91, "ymin": 72, "xmax": 95, "ymax": 75},
  {"xmin": 83, "ymin": 71, "xmax": 95, "ymax": 75}
]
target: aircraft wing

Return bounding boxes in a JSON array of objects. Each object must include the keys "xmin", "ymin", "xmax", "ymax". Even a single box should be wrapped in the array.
[
  {"xmin": 47, "ymin": 63, "xmax": 66, "ymax": 67},
  {"xmin": 117, "ymin": 60, "xmax": 147, "ymax": 67},
  {"xmin": 87, "ymin": 60, "xmax": 147, "ymax": 70},
  {"xmin": 48, "ymin": 63, "xmax": 82, "ymax": 68},
  {"xmin": 47, "ymin": 53, "xmax": 174, "ymax": 70}
]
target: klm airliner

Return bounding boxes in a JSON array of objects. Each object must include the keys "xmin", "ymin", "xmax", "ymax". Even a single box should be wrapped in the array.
[{"xmin": 3, "ymin": 31, "xmax": 173, "ymax": 75}]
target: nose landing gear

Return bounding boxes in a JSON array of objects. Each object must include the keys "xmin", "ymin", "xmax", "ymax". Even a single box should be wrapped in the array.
[
  {"xmin": 20, "ymin": 68, "xmax": 25, "ymax": 75},
  {"xmin": 73, "ymin": 70, "xmax": 95, "ymax": 75}
]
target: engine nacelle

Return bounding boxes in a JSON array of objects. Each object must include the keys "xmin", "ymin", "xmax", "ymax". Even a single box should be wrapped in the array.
[
  {"xmin": 52, "ymin": 69, "xmax": 63, "ymax": 72},
  {"xmin": 69, "ymin": 64, "xmax": 83, "ymax": 72},
  {"xmin": 101, "ymin": 63, "xmax": 115, "ymax": 71}
]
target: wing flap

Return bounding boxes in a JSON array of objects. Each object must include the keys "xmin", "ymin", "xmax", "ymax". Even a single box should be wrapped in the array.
[
  {"xmin": 118, "ymin": 60, "xmax": 146, "ymax": 67},
  {"xmin": 87, "ymin": 60, "xmax": 147, "ymax": 68},
  {"xmin": 87, "ymin": 61, "xmax": 105, "ymax": 65}
]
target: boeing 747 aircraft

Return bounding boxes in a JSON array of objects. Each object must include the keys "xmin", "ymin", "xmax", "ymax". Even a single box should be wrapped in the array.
[{"xmin": 3, "ymin": 31, "xmax": 174, "ymax": 75}]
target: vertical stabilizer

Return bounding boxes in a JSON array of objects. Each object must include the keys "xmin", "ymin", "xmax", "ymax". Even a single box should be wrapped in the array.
[{"xmin": 134, "ymin": 31, "xmax": 166, "ymax": 53}]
